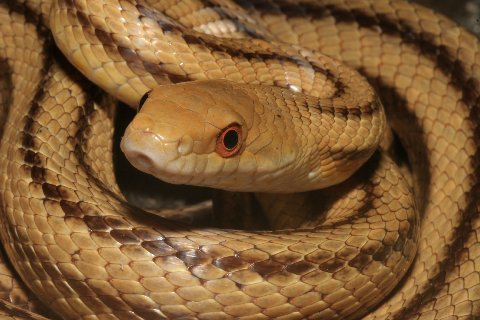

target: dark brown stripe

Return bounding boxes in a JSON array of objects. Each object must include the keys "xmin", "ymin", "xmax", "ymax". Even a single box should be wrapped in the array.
[
  {"xmin": 110, "ymin": 229, "xmax": 140, "ymax": 244},
  {"xmin": 136, "ymin": 4, "xmax": 179, "ymax": 34},
  {"xmin": 197, "ymin": 0, "xmax": 267, "ymax": 39},
  {"xmin": 285, "ymin": 260, "xmax": 315, "ymax": 275},
  {"xmin": 72, "ymin": 89, "xmax": 131, "ymax": 205},
  {"xmin": 20, "ymin": 56, "xmax": 53, "ymax": 152},
  {"xmin": 31, "ymin": 166, "xmax": 46, "ymax": 182},
  {"xmin": 60, "ymin": 200, "xmax": 84, "ymax": 218},
  {"xmin": 0, "ymin": 300, "xmax": 49, "ymax": 320},
  {"xmin": 142, "ymin": 240, "xmax": 176, "ymax": 257},
  {"xmin": 4, "ymin": 0, "xmax": 49, "ymax": 37},
  {"xmin": 23, "ymin": 149, "xmax": 41, "ymax": 166}
]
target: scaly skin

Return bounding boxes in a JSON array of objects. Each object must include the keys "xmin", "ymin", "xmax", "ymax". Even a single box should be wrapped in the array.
[{"xmin": 0, "ymin": 0, "xmax": 478, "ymax": 319}]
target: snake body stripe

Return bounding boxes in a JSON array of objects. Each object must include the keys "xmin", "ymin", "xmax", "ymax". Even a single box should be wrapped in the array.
[{"xmin": 0, "ymin": 0, "xmax": 478, "ymax": 319}]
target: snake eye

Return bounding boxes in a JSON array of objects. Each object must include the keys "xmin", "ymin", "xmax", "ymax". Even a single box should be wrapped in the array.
[
  {"xmin": 138, "ymin": 90, "xmax": 151, "ymax": 112},
  {"xmin": 216, "ymin": 123, "xmax": 242, "ymax": 158}
]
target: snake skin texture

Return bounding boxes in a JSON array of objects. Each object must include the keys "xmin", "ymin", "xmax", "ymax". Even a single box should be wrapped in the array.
[{"xmin": 0, "ymin": 0, "xmax": 478, "ymax": 319}]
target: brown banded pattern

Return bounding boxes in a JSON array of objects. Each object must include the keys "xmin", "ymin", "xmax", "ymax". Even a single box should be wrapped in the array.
[{"xmin": 0, "ymin": 1, "xmax": 478, "ymax": 320}]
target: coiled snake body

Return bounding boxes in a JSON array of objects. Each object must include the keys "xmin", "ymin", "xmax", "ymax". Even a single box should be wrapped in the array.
[{"xmin": 0, "ymin": 0, "xmax": 478, "ymax": 319}]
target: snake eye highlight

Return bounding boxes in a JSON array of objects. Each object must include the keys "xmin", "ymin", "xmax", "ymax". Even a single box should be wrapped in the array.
[
  {"xmin": 216, "ymin": 123, "xmax": 242, "ymax": 158},
  {"xmin": 138, "ymin": 90, "xmax": 151, "ymax": 112}
]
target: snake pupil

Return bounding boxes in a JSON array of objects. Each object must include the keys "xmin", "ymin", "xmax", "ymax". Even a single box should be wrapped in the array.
[
  {"xmin": 223, "ymin": 129, "xmax": 238, "ymax": 150},
  {"xmin": 138, "ymin": 90, "xmax": 151, "ymax": 112},
  {"xmin": 216, "ymin": 123, "xmax": 242, "ymax": 157}
]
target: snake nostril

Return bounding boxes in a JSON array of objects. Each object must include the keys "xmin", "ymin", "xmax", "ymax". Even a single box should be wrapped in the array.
[{"xmin": 131, "ymin": 152, "xmax": 154, "ymax": 170}]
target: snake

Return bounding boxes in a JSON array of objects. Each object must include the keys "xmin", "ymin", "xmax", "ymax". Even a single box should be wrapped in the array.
[{"xmin": 0, "ymin": 0, "xmax": 478, "ymax": 319}]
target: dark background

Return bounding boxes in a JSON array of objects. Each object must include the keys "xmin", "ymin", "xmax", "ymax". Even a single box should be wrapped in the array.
[{"xmin": 415, "ymin": 0, "xmax": 479, "ymax": 35}]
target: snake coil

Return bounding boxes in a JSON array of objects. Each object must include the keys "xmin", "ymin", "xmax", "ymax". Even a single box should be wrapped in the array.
[{"xmin": 0, "ymin": 0, "xmax": 479, "ymax": 319}]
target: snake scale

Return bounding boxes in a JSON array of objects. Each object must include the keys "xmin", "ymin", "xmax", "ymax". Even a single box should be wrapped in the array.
[{"xmin": 0, "ymin": 0, "xmax": 479, "ymax": 319}]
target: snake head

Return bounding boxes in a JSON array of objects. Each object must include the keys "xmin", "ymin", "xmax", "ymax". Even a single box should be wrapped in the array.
[
  {"xmin": 121, "ymin": 80, "xmax": 383, "ymax": 193},
  {"xmin": 121, "ymin": 80, "xmax": 264, "ymax": 190}
]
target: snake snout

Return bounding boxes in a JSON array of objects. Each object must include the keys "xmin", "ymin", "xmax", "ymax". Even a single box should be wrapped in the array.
[
  {"xmin": 126, "ymin": 150, "xmax": 154, "ymax": 172},
  {"xmin": 120, "ymin": 128, "xmax": 181, "ymax": 175}
]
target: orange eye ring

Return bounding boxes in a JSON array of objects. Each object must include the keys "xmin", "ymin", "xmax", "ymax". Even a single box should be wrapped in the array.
[{"xmin": 215, "ymin": 123, "xmax": 242, "ymax": 158}]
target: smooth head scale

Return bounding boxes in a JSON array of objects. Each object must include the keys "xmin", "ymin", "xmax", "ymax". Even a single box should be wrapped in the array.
[{"xmin": 121, "ymin": 80, "xmax": 384, "ymax": 193}]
